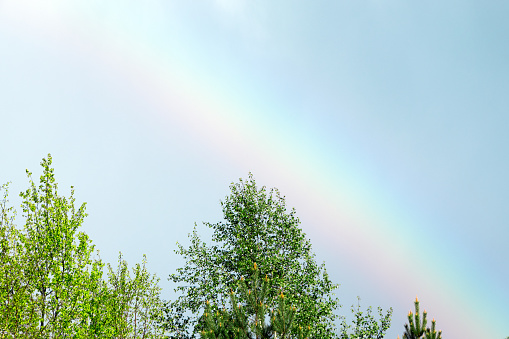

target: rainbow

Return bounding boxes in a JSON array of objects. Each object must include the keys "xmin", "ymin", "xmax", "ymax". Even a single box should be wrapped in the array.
[{"xmin": 3, "ymin": 2, "xmax": 506, "ymax": 337}]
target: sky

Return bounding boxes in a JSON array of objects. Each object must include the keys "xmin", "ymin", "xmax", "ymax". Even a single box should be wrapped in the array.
[{"xmin": 0, "ymin": 1, "xmax": 508, "ymax": 337}]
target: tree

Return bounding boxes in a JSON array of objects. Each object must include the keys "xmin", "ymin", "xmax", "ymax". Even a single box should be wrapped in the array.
[
  {"xmin": 338, "ymin": 297, "xmax": 392, "ymax": 339},
  {"xmin": 0, "ymin": 182, "xmax": 29, "ymax": 337},
  {"xmin": 102, "ymin": 253, "xmax": 165, "ymax": 338},
  {"xmin": 200, "ymin": 262, "xmax": 311, "ymax": 339},
  {"xmin": 164, "ymin": 173, "xmax": 339, "ymax": 338},
  {"xmin": 424, "ymin": 319, "xmax": 441, "ymax": 339},
  {"xmin": 0, "ymin": 154, "xmax": 166, "ymax": 338},
  {"xmin": 403, "ymin": 297, "xmax": 426, "ymax": 339},
  {"xmin": 398, "ymin": 297, "xmax": 442, "ymax": 339},
  {"xmin": 4, "ymin": 155, "xmax": 102, "ymax": 337}
]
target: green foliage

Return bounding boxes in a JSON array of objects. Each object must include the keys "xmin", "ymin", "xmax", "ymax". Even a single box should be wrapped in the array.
[
  {"xmin": 200, "ymin": 301, "xmax": 236, "ymax": 339},
  {"xmin": 0, "ymin": 154, "xmax": 165, "ymax": 338},
  {"xmin": 399, "ymin": 297, "xmax": 442, "ymax": 339},
  {"xmin": 403, "ymin": 297, "xmax": 426, "ymax": 339},
  {"xmin": 0, "ymin": 182, "xmax": 26, "ymax": 337},
  {"xmin": 103, "ymin": 253, "xmax": 165, "ymax": 338},
  {"xmin": 1, "ymin": 156, "xmax": 400, "ymax": 338},
  {"xmin": 165, "ymin": 173, "xmax": 339, "ymax": 338},
  {"xmin": 4, "ymin": 155, "xmax": 101, "ymax": 337},
  {"xmin": 270, "ymin": 291, "xmax": 299, "ymax": 339},
  {"xmin": 231, "ymin": 263, "xmax": 272, "ymax": 338},
  {"xmin": 339, "ymin": 297, "xmax": 392, "ymax": 339},
  {"xmin": 200, "ymin": 262, "xmax": 311, "ymax": 339},
  {"xmin": 424, "ymin": 319, "xmax": 441, "ymax": 339}
]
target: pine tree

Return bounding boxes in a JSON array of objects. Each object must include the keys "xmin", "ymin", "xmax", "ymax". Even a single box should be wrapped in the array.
[
  {"xmin": 200, "ymin": 262, "xmax": 311, "ymax": 339},
  {"xmin": 398, "ymin": 297, "xmax": 443, "ymax": 339},
  {"xmin": 234, "ymin": 263, "xmax": 272, "ymax": 338},
  {"xmin": 270, "ymin": 291, "xmax": 296, "ymax": 338},
  {"xmin": 401, "ymin": 297, "xmax": 426, "ymax": 339},
  {"xmin": 200, "ymin": 300, "xmax": 237, "ymax": 339},
  {"xmin": 424, "ymin": 318, "xmax": 442, "ymax": 339}
]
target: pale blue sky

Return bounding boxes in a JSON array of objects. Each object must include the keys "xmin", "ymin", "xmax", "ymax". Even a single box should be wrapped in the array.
[{"xmin": 1, "ymin": 1, "xmax": 508, "ymax": 337}]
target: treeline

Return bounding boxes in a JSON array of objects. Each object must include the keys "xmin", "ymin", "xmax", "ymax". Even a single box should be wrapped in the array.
[
  {"xmin": 0, "ymin": 156, "xmax": 163, "ymax": 338},
  {"xmin": 0, "ymin": 155, "xmax": 447, "ymax": 338}
]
